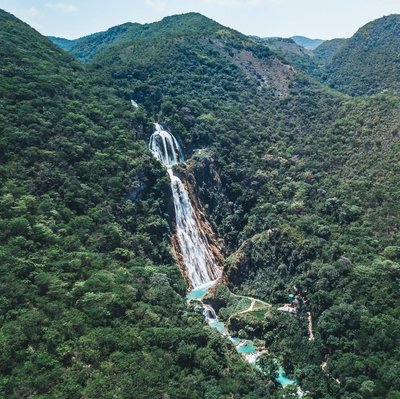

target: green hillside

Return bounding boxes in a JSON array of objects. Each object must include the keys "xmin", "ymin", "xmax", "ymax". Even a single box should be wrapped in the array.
[
  {"xmin": 313, "ymin": 38, "xmax": 347, "ymax": 63},
  {"xmin": 52, "ymin": 22, "xmax": 141, "ymax": 62},
  {"xmin": 251, "ymin": 15, "xmax": 400, "ymax": 97},
  {"xmin": 0, "ymin": 9, "xmax": 271, "ymax": 399},
  {"xmin": 47, "ymin": 36, "xmax": 76, "ymax": 51},
  {"xmin": 2, "ymin": 8, "xmax": 400, "ymax": 399},
  {"xmin": 290, "ymin": 36, "xmax": 324, "ymax": 50},
  {"xmin": 323, "ymin": 14, "xmax": 400, "ymax": 95},
  {"xmin": 58, "ymin": 12, "xmax": 400, "ymax": 399}
]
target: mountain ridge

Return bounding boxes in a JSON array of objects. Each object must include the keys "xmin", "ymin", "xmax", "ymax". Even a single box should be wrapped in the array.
[
  {"xmin": 322, "ymin": 14, "xmax": 400, "ymax": 95},
  {"xmin": 247, "ymin": 14, "xmax": 400, "ymax": 96},
  {"xmin": 2, "ymin": 7, "xmax": 400, "ymax": 399},
  {"xmin": 0, "ymin": 9, "xmax": 272, "ymax": 398},
  {"xmin": 48, "ymin": 13, "xmax": 227, "ymax": 62},
  {"xmin": 290, "ymin": 35, "xmax": 324, "ymax": 49}
]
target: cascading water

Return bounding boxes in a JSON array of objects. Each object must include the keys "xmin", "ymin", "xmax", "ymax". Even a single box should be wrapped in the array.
[
  {"xmin": 149, "ymin": 123, "xmax": 183, "ymax": 167},
  {"xmin": 149, "ymin": 123, "xmax": 221, "ymax": 288},
  {"xmin": 203, "ymin": 304, "xmax": 217, "ymax": 320}
]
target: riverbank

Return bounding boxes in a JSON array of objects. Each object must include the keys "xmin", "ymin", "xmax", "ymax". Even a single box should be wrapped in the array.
[{"xmin": 187, "ymin": 282, "xmax": 300, "ymax": 393}]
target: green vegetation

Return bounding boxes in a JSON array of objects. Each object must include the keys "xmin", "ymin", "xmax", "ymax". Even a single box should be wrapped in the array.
[
  {"xmin": 272, "ymin": 15, "xmax": 400, "ymax": 96},
  {"xmin": 47, "ymin": 36, "xmax": 77, "ymax": 51},
  {"xmin": 254, "ymin": 15, "xmax": 400, "ymax": 97},
  {"xmin": 323, "ymin": 15, "xmax": 400, "ymax": 95},
  {"xmin": 66, "ymin": 12, "xmax": 400, "ymax": 398},
  {"xmin": 209, "ymin": 286, "xmax": 272, "ymax": 340},
  {"xmin": 313, "ymin": 38, "xmax": 347, "ymax": 63},
  {"xmin": 2, "ymin": 7, "xmax": 400, "ymax": 399},
  {"xmin": 0, "ymin": 9, "xmax": 272, "ymax": 399},
  {"xmin": 51, "ymin": 22, "xmax": 142, "ymax": 62}
]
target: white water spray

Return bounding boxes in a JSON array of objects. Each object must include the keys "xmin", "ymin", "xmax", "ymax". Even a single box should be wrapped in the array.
[
  {"xmin": 149, "ymin": 123, "xmax": 183, "ymax": 167},
  {"xmin": 149, "ymin": 123, "xmax": 221, "ymax": 287},
  {"xmin": 203, "ymin": 304, "xmax": 217, "ymax": 320}
]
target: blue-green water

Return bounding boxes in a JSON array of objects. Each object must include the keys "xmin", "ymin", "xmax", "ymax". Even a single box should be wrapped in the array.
[
  {"xmin": 208, "ymin": 319, "xmax": 227, "ymax": 334},
  {"xmin": 276, "ymin": 366, "xmax": 296, "ymax": 386},
  {"xmin": 187, "ymin": 285, "xmax": 297, "ymax": 391},
  {"xmin": 229, "ymin": 337, "xmax": 242, "ymax": 345},
  {"xmin": 186, "ymin": 281, "xmax": 216, "ymax": 301},
  {"xmin": 208, "ymin": 309, "xmax": 298, "ymax": 391},
  {"xmin": 236, "ymin": 340, "xmax": 257, "ymax": 354}
]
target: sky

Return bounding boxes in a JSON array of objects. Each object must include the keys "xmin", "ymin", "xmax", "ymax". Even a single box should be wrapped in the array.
[{"xmin": 1, "ymin": 0, "xmax": 400, "ymax": 40}]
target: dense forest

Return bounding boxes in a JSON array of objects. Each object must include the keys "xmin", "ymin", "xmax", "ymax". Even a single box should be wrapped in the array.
[
  {"xmin": 1, "ymin": 7, "xmax": 400, "ymax": 399},
  {"xmin": 252, "ymin": 14, "xmax": 400, "ymax": 96},
  {"xmin": 0, "ymin": 10, "xmax": 272, "ymax": 399}
]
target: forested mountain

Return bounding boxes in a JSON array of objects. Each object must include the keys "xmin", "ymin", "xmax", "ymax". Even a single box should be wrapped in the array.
[
  {"xmin": 252, "ymin": 15, "xmax": 400, "ymax": 97},
  {"xmin": 313, "ymin": 38, "xmax": 347, "ymax": 63},
  {"xmin": 322, "ymin": 14, "xmax": 400, "ymax": 95},
  {"xmin": 2, "ymin": 7, "xmax": 400, "ymax": 399},
  {"xmin": 47, "ymin": 36, "xmax": 77, "ymax": 51},
  {"xmin": 49, "ymin": 22, "xmax": 141, "ymax": 62},
  {"xmin": 0, "ymin": 9, "xmax": 272, "ymax": 399}
]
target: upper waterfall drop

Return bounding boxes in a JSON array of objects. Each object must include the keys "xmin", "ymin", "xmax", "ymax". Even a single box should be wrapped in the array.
[
  {"xmin": 149, "ymin": 123, "xmax": 184, "ymax": 167},
  {"xmin": 149, "ymin": 123, "xmax": 221, "ymax": 288}
]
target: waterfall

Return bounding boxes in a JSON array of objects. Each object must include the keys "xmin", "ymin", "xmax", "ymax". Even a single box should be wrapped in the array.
[
  {"xmin": 150, "ymin": 123, "xmax": 184, "ymax": 167},
  {"xmin": 149, "ymin": 123, "xmax": 221, "ymax": 288},
  {"xmin": 203, "ymin": 304, "xmax": 217, "ymax": 320},
  {"xmin": 149, "ymin": 123, "xmax": 300, "ymax": 394}
]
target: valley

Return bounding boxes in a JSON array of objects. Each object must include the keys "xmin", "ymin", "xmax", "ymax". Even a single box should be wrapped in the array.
[{"xmin": 0, "ymin": 6, "xmax": 399, "ymax": 399}]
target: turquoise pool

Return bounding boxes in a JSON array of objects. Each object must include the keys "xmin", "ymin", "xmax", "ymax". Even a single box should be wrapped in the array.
[{"xmin": 186, "ymin": 281, "xmax": 216, "ymax": 301}]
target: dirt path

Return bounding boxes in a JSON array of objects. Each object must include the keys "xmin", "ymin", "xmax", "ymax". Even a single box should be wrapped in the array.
[
  {"xmin": 236, "ymin": 298, "xmax": 256, "ymax": 315},
  {"xmin": 307, "ymin": 311, "xmax": 315, "ymax": 341},
  {"xmin": 230, "ymin": 292, "xmax": 272, "ymax": 308},
  {"xmin": 228, "ymin": 293, "xmax": 272, "ymax": 320}
]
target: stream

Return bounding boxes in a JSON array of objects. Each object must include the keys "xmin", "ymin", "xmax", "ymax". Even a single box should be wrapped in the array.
[
  {"xmin": 149, "ymin": 123, "xmax": 298, "ymax": 391},
  {"xmin": 187, "ymin": 282, "xmax": 297, "ymax": 388}
]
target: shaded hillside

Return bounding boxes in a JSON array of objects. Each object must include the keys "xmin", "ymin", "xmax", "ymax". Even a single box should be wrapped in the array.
[
  {"xmin": 323, "ymin": 14, "xmax": 400, "ymax": 95},
  {"xmin": 69, "ymin": 13, "xmax": 400, "ymax": 399},
  {"xmin": 49, "ymin": 22, "xmax": 140, "ymax": 61},
  {"xmin": 4, "ymin": 8, "xmax": 400, "ymax": 399},
  {"xmin": 0, "ymin": 9, "xmax": 272, "ymax": 399},
  {"xmin": 313, "ymin": 38, "xmax": 347, "ymax": 63},
  {"xmin": 47, "ymin": 36, "xmax": 76, "ymax": 51}
]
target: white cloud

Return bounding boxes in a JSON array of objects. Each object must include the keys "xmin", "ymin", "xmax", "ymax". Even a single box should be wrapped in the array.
[
  {"xmin": 201, "ymin": 0, "xmax": 278, "ymax": 6},
  {"xmin": 14, "ymin": 7, "xmax": 40, "ymax": 22},
  {"xmin": 45, "ymin": 3, "xmax": 78, "ymax": 13},
  {"xmin": 145, "ymin": 0, "xmax": 167, "ymax": 12}
]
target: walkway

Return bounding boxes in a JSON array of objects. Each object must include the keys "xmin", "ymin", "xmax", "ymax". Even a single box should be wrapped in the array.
[{"xmin": 228, "ymin": 293, "xmax": 272, "ymax": 320}]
